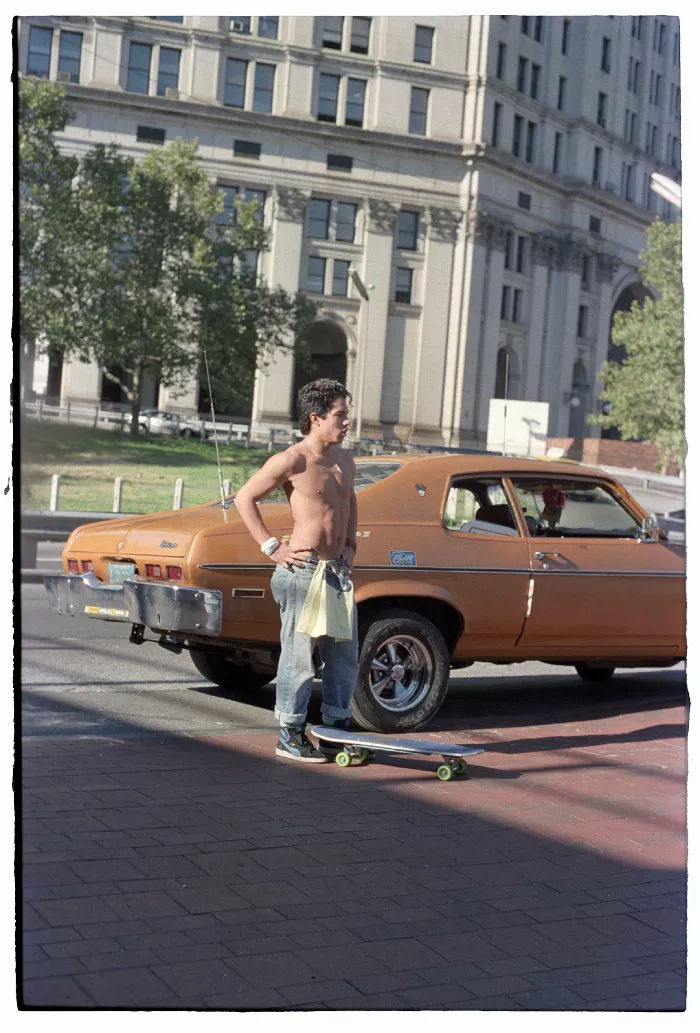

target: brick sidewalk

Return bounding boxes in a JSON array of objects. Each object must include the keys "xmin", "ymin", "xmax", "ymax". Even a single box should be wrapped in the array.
[{"xmin": 21, "ymin": 700, "xmax": 687, "ymax": 1010}]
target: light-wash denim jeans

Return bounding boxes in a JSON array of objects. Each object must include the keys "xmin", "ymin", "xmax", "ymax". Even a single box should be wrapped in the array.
[{"xmin": 270, "ymin": 559, "xmax": 359, "ymax": 728}]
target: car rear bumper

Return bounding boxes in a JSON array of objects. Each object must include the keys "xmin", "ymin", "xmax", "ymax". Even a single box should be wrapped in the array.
[{"xmin": 44, "ymin": 573, "xmax": 222, "ymax": 637}]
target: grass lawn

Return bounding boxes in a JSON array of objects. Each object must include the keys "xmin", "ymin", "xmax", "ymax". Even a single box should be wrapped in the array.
[{"xmin": 20, "ymin": 420, "xmax": 275, "ymax": 513}]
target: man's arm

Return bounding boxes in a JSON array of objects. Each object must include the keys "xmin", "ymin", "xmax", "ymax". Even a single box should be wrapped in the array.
[
  {"xmin": 234, "ymin": 451, "xmax": 310, "ymax": 568},
  {"xmin": 341, "ymin": 456, "xmax": 358, "ymax": 568}
]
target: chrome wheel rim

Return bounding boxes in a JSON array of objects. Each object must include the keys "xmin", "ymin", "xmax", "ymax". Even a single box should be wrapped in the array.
[{"xmin": 367, "ymin": 634, "xmax": 433, "ymax": 712}]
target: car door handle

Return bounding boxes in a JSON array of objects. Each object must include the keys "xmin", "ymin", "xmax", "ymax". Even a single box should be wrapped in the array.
[{"xmin": 534, "ymin": 551, "xmax": 557, "ymax": 560}]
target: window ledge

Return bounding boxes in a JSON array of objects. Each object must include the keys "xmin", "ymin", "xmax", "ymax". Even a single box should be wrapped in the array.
[{"xmin": 389, "ymin": 301, "xmax": 422, "ymax": 315}]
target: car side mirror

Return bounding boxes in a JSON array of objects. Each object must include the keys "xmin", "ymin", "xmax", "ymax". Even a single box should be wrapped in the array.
[{"xmin": 638, "ymin": 515, "xmax": 660, "ymax": 542}]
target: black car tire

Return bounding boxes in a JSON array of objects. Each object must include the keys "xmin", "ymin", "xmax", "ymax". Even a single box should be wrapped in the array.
[
  {"xmin": 350, "ymin": 609, "xmax": 451, "ymax": 733},
  {"xmin": 190, "ymin": 648, "xmax": 272, "ymax": 693},
  {"xmin": 180, "ymin": 428, "xmax": 194, "ymax": 438},
  {"xmin": 574, "ymin": 663, "xmax": 616, "ymax": 683}
]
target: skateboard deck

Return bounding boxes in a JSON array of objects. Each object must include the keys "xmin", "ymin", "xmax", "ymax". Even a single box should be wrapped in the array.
[{"xmin": 310, "ymin": 726, "xmax": 484, "ymax": 780}]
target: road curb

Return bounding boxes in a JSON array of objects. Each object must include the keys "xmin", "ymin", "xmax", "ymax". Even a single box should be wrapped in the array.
[{"xmin": 21, "ymin": 570, "xmax": 55, "ymax": 584}]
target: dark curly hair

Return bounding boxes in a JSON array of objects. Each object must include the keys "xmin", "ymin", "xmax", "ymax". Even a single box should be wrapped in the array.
[{"xmin": 297, "ymin": 378, "xmax": 352, "ymax": 435}]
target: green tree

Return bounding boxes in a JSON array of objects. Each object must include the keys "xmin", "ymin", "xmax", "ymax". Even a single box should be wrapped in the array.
[
  {"xmin": 590, "ymin": 220, "xmax": 684, "ymax": 470},
  {"xmin": 19, "ymin": 80, "xmax": 317, "ymax": 433}
]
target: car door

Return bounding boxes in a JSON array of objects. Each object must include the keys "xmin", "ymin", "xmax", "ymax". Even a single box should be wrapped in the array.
[
  {"xmin": 509, "ymin": 476, "xmax": 685, "ymax": 657},
  {"xmin": 437, "ymin": 476, "xmax": 531, "ymax": 654}
]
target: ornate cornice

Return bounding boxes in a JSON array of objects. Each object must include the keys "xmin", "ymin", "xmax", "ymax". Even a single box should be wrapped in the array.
[
  {"xmin": 557, "ymin": 235, "xmax": 587, "ymax": 273},
  {"xmin": 274, "ymin": 186, "xmax": 308, "ymax": 222},
  {"xmin": 366, "ymin": 199, "xmax": 399, "ymax": 234},
  {"xmin": 530, "ymin": 232, "xmax": 559, "ymax": 268},
  {"xmin": 595, "ymin": 251, "xmax": 620, "ymax": 283},
  {"xmin": 426, "ymin": 206, "xmax": 462, "ymax": 242},
  {"xmin": 471, "ymin": 211, "xmax": 511, "ymax": 251}
]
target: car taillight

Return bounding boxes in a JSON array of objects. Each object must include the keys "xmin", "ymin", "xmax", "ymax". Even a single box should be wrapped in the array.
[
  {"xmin": 145, "ymin": 564, "xmax": 163, "ymax": 578},
  {"xmin": 67, "ymin": 559, "xmax": 79, "ymax": 572},
  {"xmin": 167, "ymin": 566, "xmax": 184, "ymax": 581},
  {"xmin": 81, "ymin": 560, "xmax": 93, "ymax": 572}
]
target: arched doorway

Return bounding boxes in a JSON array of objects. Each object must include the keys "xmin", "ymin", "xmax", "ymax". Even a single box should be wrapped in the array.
[
  {"xmin": 494, "ymin": 346, "xmax": 520, "ymax": 400},
  {"xmin": 292, "ymin": 319, "xmax": 348, "ymax": 419},
  {"xmin": 602, "ymin": 281, "xmax": 647, "ymax": 439},
  {"xmin": 568, "ymin": 359, "xmax": 590, "ymax": 438}
]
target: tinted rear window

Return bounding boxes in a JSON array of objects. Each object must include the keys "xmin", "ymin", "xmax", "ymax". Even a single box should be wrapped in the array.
[{"xmin": 354, "ymin": 462, "xmax": 402, "ymax": 493}]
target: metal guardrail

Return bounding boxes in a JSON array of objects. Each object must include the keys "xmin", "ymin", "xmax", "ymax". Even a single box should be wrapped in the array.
[{"xmin": 20, "ymin": 510, "xmax": 136, "ymax": 569}]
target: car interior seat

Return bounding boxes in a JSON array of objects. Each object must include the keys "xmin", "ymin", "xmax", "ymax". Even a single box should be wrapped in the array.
[{"xmin": 474, "ymin": 504, "xmax": 516, "ymax": 529}]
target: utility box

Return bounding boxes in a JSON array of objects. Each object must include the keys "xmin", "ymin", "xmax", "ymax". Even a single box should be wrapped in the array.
[{"xmin": 486, "ymin": 399, "xmax": 550, "ymax": 457}]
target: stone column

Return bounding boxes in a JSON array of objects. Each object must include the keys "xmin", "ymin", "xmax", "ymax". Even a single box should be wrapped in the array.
[
  {"xmin": 410, "ymin": 206, "xmax": 462, "ymax": 443},
  {"xmin": 590, "ymin": 251, "xmax": 619, "ymax": 436},
  {"xmin": 546, "ymin": 236, "xmax": 586, "ymax": 437},
  {"xmin": 524, "ymin": 233, "xmax": 558, "ymax": 400},
  {"xmin": 464, "ymin": 212, "xmax": 509, "ymax": 439},
  {"xmin": 361, "ymin": 199, "xmax": 397, "ymax": 437},
  {"xmin": 251, "ymin": 186, "xmax": 308, "ymax": 428},
  {"xmin": 60, "ymin": 358, "xmax": 101, "ymax": 406}
]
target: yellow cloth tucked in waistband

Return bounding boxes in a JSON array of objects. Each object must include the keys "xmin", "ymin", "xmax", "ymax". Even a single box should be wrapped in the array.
[{"xmin": 297, "ymin": 560, "xmax": 355, "ymax": 641}]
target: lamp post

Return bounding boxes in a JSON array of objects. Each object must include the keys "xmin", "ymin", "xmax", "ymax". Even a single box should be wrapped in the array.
[
  {"xmin": 350, "ymin": 268, "xmax": 374, "ymax": 443},
  {"xmin": 650, "ymin": 172, "xmax": 682, "ymax": 210}
]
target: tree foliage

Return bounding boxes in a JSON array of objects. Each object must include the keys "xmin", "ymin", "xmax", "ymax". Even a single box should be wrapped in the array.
[
  {"xmin": 590, "ymin": 219, "xmax": 684, "ymax": 468},
  {"xmin": 18, "ymin": 79, "xmax": 317, "ymax": 433}
]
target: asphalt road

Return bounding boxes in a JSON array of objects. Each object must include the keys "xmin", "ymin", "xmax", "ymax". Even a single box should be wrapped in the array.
[{"xmin": 20, "ymin": 581, "xmax": 687, "ymax": 744}]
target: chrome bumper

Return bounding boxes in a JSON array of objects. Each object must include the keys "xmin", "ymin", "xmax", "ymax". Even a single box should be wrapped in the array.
[{"xmin": 44, "ymin": 573, "xmax": 222, "ymax": 637}]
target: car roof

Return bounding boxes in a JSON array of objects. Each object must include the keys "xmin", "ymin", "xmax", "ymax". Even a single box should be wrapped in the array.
[{"xmin": 354, "ymin": 452, "xmax": 611, "ymax": 481}]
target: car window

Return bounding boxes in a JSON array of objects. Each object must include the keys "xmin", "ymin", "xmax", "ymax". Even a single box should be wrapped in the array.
[
  {"xmin": 443, "ymin": 478, "xmax": 520, "ymax": 538},
  {"xmin": 354, "ymin": 463, "xmax": 402, "ymax": 493},
  {"xmin": 511, "ymin": 479, "xmax": 640, "ymax": 539}
]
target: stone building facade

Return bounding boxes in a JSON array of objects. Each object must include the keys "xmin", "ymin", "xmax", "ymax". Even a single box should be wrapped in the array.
[{"xmin": 19, "ymin": 14, "xmax": 681, "ymax": 445}]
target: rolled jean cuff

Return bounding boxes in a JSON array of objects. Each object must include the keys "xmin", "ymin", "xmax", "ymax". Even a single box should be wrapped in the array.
[
  {"xmin": 275, "ymin": 708, "xmax": 310, "ymax": 728},
  {"xmin": 321, "ymin": 704, "xmax": 352, "ymax": 722}
]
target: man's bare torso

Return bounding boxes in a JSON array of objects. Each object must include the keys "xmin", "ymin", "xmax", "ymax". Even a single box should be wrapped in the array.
[{"xmin": 282, "ymin": 441, "xmax": 353, "ymax": 559}]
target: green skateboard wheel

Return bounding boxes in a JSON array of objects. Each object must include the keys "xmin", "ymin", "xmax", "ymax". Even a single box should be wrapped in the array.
[
  {"xmin": 454, "ymin": 759, "xmax": 467, "ymax": 774},
  {"xmin": 437, "ymin": 764, "xmax": 453, "ymax": 781},
  {"xmin": 335, "ymin": 750, "xmax": 352, "ymax": 768},
  {"xmin": 356, "ymin": 748, "xmax": 370, "ymax": 764}
]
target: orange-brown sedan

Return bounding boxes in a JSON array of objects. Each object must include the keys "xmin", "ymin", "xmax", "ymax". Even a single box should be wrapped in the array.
[{"xmin": 45, "ymin": 454, "xmax": 686, "ymax": 732}]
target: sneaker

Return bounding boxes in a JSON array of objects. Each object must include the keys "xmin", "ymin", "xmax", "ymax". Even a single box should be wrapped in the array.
[
  {"xmin": 319, "ymin": 717, "xmax": 352, "ymax": 757},
  {"xmin": 276, "ymin": 725, "xmax": 328, "ymax": 763}
]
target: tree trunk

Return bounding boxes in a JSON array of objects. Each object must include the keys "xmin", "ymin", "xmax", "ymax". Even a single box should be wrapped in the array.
[{"xmin": 130, "ymin": 365, "xmax": 141, "ymax": 438}]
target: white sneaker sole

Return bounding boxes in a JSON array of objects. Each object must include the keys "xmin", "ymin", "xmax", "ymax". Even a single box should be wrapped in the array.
[{"xmin": 275, "ymin": 747, "xmax": 328, "ymax": 763}]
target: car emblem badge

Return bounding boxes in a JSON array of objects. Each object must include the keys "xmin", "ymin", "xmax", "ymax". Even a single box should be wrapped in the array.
[
  {"xmin": 160, "ymin": 540, "xmax": 178, "ymax": 549},
  {"xmin": 117, "ymin": 540, "xmax": 125, "ymax": 550},
  {"xmin": 416, "ymin": 484, "xmax": 426, "ymax": 496},
  {"xmin": 390, "ymin": 550, "xmax": 416, "ymax": 566}
]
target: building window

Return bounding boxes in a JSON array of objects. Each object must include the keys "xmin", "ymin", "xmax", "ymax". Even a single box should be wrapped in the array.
[
  {"xmin": 500, "ymin": 284, "xmax": 511, "ymax": 320},
  {"xmin": 332, "ymin": 259, "xmax": 350, "ymax": 297},
  {"xmin": 336, "ymin": 201, "xmax": 357, "ymax": 242},
  {"xmin": 345, "ymin": 78, "xmax": 366, "ymax": 127},
  {"xmin": 521, "ymin": 16, "xmax": 530, "ymax": 36},
  {"xmin": 414, "ymin": 25, "xmax": 434, "ymax": 64},
  {"xmin": 229, "ymin": 16, "xmax": 251, "ymax": 34},
  {"xmin": 633, "ymin": 60, "xmax": 641, "ymax": 94},
  {"xmin": 562, "ymin": 18, "xmax": 570, "ymax": 55},
  {"xmin": 395, "ymin": 267, "xmax": 413, "ymax": 304},
  {"xmin": 234, "ymin": 139, "xmax": 261, "ymax": 159},
  {"xmin": 517, "ymin": 56, "xmax": 527, "ymax": 92},
  {"xmin": 596, "ymin": 92, "xmax": 607, "ymax": 128},
  {"xmin": 57, "ymin": 30, "xmax": 82, "ymax": 83},
  {"xmin": 306, "ymin": 256, "xmax": 327, "ymax": 294},
  {"xmin": 153, "ymin": 16, "xmax": 184, "ymax": 23},
  {"xmin": 307, "ymin": 198, "xmax": 331, "ymax": 239},
  {"xmin": 592, "ymin": 146, "xmax": 603, "ymax": 186},
  {"xmin": 496, "ymin": 42, "xmax": 507, "ymax": 79},
  {"xmin": 601, "ymin": 36, "xmax": 611, "ymax": 73},
  {"xmin": 654, "ymin": 74, "xmax": 662, "ymax": 106},
  {"xmin": 409, "ymin": 87, "xmax": 429, "ymax": 135},
  {"xmin": 658, "ymin": 22, "xmax": 666, "ymax": 54},
  {"xmin": 504, "ymin": 231, "xmax": 514, "ymax": 270},
  {"xmin": 553, "ymin": 131, "xmax": 562, "ymax": 174},
  {"xmin": 157, "ymin": 47, "xmax": 180, "ymax": 96},
  {"xmin": 397, "ymin": 210, "xmax": 419, "ymax": 250},
  {"xmin": 530, "ymin": 63, "xmax": 540, "ymax": 100},
  {"xmin": 673, "ymin": 31, "xmax": 680, "ymax": 66},
  {"xmin": 321, "ymin": 17, "xmax": 343, "ymax": 49},
  {"xmin": 589, "ymin": 215, "xmax": 601, "ymax": 233},
  {"xmin": 137, "ymin": 125, "xmax": 166, "ymax": 145},
  {"xmin": 648, "ymin": 71, "xmax": 654, "ymax": 104},
  {"xmin": 671, "ymin": 136, "xmax": 680, "ymax": 169},
  {"xmin": 224, "ymin": 58, "xmax": 248, "ymax": 108},
  {"xmin": 645, "ymin": 174, "xmax": 657, "ymax": 212},
  {"xmin": 627, "ymin": 56, "xmax": 634, "ymax": 92},
  {"xmin": 258, "ymin": 16, "xmax": 279, "ymax": 39},
  {"xmin": 557, "ymin": 76, "xmax": 567, "ymax": 111},
  {"xmin": 492, "ymin": 102, "xmax": 502, "ymax": 147},
  {"xmin": 581, "ymin": 254, "xmax": 590, "ymax": 290},
  {"xmin": 28, "ymin": 25, "xmax": 53, "ymax": 78},
  {"xmin": 350, "ymin": 17, "xmax": 371, "ymax": 54},
  {"xmin": 577, "ymin": 305, "xmax": 588, "ymax": 338},
  {"xmin": 516, "ymin": 235, "xmax": 527, "ymax": 274},
  {"xmin": 525, "ymin": 121, "xmax": 536, "ymax": 163},
  {"xmin": 518, "ymin": 191, "xmax": 531, "ymax": 210},
  {"xmin": 650, "ymin": 125, "xmax": 657, "ymax": 156},
  {"xmin": 512, "ymin": 288, "xmax": 523, "ymax": 324},
  {"xmin": 127, "ymin": 42, "xmax": 152, "ymax": 94},
  {"xmin": 317, "ymin": 73, "xmax": 340, "ymax": 122},
  {"xmin": 629, "ymin": 112, "xmax": 637, "ymax": 145},
  {"xmin": 253, "ymin": 63, "xmax": 275, "ymax": 113},
  {"xmin": 512, "ymin": 114, "xmax": 523, "ymax": 157},
  {"xmin": 624, "ymin": 163, "xmax": 635, "ymax": 201},
  {"xmin": 327, "ymin": 153, "xmax": 352, "ymax": 172},
  {"xmin": 534, "ymin": 16, "xmax": 543, "ymax": 42}
]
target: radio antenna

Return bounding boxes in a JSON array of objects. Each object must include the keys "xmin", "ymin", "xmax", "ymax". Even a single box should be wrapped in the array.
[{"xmin": 202, "ymin": 348, "xmax": 227, "ymax": 509}]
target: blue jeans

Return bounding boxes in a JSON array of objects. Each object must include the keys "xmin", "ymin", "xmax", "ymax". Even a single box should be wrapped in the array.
[{"xmin": 270, "ymin": 560, "xmax": 359, "ymax": 727}]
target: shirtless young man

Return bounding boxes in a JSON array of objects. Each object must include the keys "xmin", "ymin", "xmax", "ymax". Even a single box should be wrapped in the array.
[{"xmin": 234, "ymin": 379, "xmax": 359, "ymax": 762}]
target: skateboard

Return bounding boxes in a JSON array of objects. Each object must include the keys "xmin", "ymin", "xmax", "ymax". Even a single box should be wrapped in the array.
[{"xmin": 310, "ymin": 726, "xmax": 484, "ymax": 781}]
